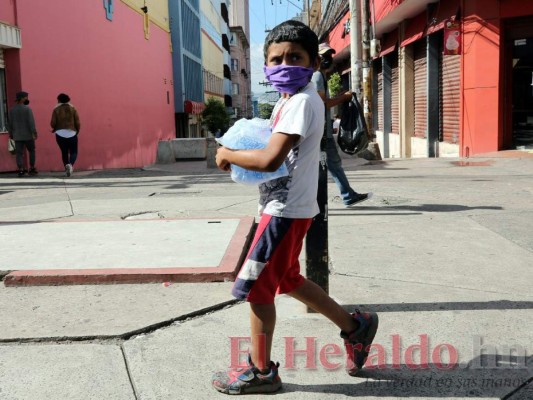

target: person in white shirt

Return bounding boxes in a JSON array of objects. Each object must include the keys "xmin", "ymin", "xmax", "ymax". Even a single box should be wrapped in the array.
[
  {"xmin": 333, "ymin": 114, "xmax": 341, "ymax": 135},
  {"xmin": 212, "ymin": 20, "xmax": 379, "ymax": 396}
]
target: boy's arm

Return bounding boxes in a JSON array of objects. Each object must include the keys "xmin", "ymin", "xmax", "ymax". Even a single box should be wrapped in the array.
[{"xmin": 216, "ymin": 132, "xmax": 299, "ymax": 172}]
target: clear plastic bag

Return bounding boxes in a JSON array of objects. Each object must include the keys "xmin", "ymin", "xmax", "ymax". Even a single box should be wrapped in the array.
[{"xmin": 216, "ymin": 118, "xmax": 289, "ymax": 185}]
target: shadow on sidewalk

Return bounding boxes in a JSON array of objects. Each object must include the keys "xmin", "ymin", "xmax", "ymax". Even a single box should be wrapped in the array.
[
  {"xmin": 330, "ymin": 203, "xmax": 503, "ymax": 215},
  {"xmin": 342, "ymin": 300, "xmax": 533, "ymax": 313}
]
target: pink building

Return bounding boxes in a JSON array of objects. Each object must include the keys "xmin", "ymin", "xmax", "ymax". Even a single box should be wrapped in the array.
[{"xmin": 0, "ymin": 1, "xmax": 175, "ymax": 173}]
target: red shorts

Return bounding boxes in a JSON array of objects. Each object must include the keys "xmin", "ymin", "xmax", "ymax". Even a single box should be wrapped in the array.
[{"xmin": 231, "ymin": 214, "xmax": 312, "ymax": 304}]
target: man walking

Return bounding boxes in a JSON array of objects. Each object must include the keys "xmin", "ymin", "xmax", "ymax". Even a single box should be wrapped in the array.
[
  {"xmin": 8, "ymin": 91, "xmax": 38, "ymax": 176},
  {"xmin": 311, "ymin": 43, "xmax": 372, "ymax": 207}
]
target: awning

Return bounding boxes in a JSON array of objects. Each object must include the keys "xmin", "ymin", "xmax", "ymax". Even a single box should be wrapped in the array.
[
  {"xmin": 401, "ymin": 12, "xmax": 427, "ymax": 47},
  {"xmin": 427, "ymin": 0, "xmax": 460, "ymax": 35},
  {"xmin": 184, "ymin": 100, "xmax": 206, "ymax": 114},
  {"xmin": 380, "ymin": 29, "xmax": 398, "ymax": 57}
]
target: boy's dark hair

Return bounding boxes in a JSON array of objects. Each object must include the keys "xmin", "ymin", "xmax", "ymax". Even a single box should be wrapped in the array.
[{"xmin": 263, "ymin": 20, "xmax": 318, "ymax": 62}]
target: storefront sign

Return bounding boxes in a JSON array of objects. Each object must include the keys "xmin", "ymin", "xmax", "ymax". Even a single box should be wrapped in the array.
[{"xmin": 444, "ymin": 20, "xmax": 461, "ymax": 55}]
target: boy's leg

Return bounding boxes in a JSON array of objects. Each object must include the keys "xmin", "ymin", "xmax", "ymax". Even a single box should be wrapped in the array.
[
  {"xmin": 287, "ymin": 278, "xmax": 357, "ymax": 333},
  {"xmin": 250, "ymin": 303, "xmax": 276, "ymax": 372},
  {"xmin": 287, "ymin": 278, "xmax": 379, "ymax": 376}
]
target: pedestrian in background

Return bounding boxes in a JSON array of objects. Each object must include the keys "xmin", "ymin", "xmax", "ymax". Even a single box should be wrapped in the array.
[
  {"xmin": 332, "ymin": 113, "xmax": 341, "ymax": 135},
  {"xmin": 312, "ymin": 43, "xmax": 372, "ymax": 207},
  {"xmin": 8, "ymin": 91, "xmax": 38, "ymax": 177},
  {"xmin": 51, "ymin": 93, "xmax": 80, "ymax": 177}
]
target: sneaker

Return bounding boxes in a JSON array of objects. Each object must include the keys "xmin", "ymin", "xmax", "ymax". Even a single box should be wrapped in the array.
[
  {"xmin": 65, "ymin": 164, "xmax": 72, "ymax": 177},
  {"xmin": 341, "ymin": 310, "xmax": 379, "ymax": 376},
  {"xmin": 17, "ymin": 169, "xmax": 26, "ymax": 177},
  {"xmin": 345, "ymin": 192, "xmax": 373, "ymax": 207},
  {"xmin": 212, "ymin": 355, "xmax": 282, "ymax": 395},
  {"xmin": 28, "ymin": 168, "xmax": 38, "ymax": 176}
]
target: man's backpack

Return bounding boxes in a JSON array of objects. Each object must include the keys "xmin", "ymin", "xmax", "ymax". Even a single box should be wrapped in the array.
[{"xmin": 337, "ymin": 94, "xmax": 369, "ymax": 155}]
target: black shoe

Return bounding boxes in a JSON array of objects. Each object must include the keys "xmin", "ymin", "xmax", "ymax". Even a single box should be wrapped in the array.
[
  {"xmin": 345, "ymin": 192, "xmax": 373, "ymax": 207},
  {"xmin": 28, "ymin": 168, "xmax": 38, "ymax": 176},
  {"xmin": 17, "ymin": 169, "xmax": 26, "ymax": 177}
]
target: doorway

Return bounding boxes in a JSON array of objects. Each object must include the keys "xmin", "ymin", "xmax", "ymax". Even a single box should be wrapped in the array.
[
  {"xmin": 511, "ymin": 38, "xmax": 533, "ymax": 148},
  {"xmin": 505, "ymin": 18, "xmax": 533, "ymax": 149}
]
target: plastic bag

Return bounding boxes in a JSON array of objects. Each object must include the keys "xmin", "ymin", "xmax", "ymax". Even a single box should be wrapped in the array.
[
  {"xmin": 8, "ymin": 138, "xmax": 16, "ymax": 155},
  {"xmin": 216, "ymin": 118, "xmax": 289, "ymax": 185},
  {"xmin": 337, "ymin": 94, "xmax": 369, "ymax": 155}
]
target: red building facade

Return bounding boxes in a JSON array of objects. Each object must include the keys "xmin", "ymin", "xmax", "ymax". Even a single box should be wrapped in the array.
[{"xmin": 323, "ymin": 0, "xmax": 533, "ymax": 157}]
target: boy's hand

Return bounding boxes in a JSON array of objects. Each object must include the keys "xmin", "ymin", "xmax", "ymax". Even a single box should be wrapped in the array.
[{"xmin": 216, "ymin": 147, "xmax": 232, "ymax": 171}]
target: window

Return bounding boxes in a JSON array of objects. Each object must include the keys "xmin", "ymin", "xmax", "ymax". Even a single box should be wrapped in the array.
[
  {"xmin": 232, "ymin": 83, "xmax": 240, "ymax": 95},
  {"xmin": 231, "ymin": 58, "xmax": 239, "ymax": 72},
  {"xmin": 0, "ymin": 69, "xmax": 7, "ymax": 132}
]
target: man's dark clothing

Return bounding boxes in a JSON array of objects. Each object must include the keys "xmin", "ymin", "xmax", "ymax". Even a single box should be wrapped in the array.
[
  {"xmin": 8, "ymin": 103, "xmax": 37, "ymax": 170},
  {"xmin": 8, "ymin": 104, "xmax": 36, "ymax": 140}
]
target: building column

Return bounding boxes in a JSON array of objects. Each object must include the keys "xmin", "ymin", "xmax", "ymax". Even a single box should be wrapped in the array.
[
  {"xmin": 399, "ymin": 30, "xmax": 414, "ymax": 158},
  {"xmin": 382, "ymin": 55, "xmax": 392, "ymax": 158},
  {"xmin": 427, "ymin": 33, "xmax": 440, "ymax": 157}
]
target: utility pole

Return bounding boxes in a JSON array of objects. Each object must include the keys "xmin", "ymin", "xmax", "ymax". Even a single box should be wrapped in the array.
[
  {"xmin": 361, "ymin": 0, "xmax": 372, "ymax": 139},
  {"xmin": 349, "ymin": 0, "xmax": 362, "ymax": 96},
  {"xmin": 351, "ymin": 0, "xmax": 382, "ymax": 158},
  {"xmin": 305, "ymin": 0, "xmax": 328, "ymax": 300}
]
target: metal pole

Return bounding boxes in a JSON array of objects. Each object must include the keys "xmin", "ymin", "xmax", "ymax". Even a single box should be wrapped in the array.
[
  {"xmin": 361, "ymin": 0, "xmax": 373, "ymax": 138},
  {"xmin": 305, "ymin": 0, "xmax": 328, "ymax": 300},
  {"xmin": 305, "ymin": 148, "xmax": 329, "ymax": 299},
  {"xmin": 349, "ymin": 0, "xmax": 362, "ymax": 95}
]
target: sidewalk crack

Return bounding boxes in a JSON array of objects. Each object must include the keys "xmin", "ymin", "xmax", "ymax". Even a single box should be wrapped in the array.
[{"xmin": 120, "ymin": 344, "xmax": 140, "ymax": 400}]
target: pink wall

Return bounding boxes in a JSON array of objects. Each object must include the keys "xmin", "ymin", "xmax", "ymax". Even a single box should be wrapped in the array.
[
  {"xmin": 0, "ymin": 0, "xmax": 17, "ymax": 24},
  {"xmin": 1, "ymin": 0, "xmax": 175, "ymax": 172}
]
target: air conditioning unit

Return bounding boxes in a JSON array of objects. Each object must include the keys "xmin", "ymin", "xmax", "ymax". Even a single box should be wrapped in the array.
[{"xmin": 370, "ymin": 39, "xmax": 381, "ymax": 58}]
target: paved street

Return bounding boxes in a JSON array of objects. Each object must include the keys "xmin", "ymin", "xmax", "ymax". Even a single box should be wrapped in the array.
[{"xmin": 0, "ymin": 153, "xmax": 532, "ymax": 399}]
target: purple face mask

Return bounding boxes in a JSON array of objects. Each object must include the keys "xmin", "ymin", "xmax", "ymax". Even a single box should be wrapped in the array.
[{"xmin": 263, "ymin": 65, "xmax": 314, "ymax": 95}]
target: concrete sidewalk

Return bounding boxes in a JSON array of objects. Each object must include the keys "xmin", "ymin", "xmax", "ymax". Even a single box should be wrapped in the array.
[{"xmin": 0, "ymin": 154, "xmax": 532, "ymax": 399}]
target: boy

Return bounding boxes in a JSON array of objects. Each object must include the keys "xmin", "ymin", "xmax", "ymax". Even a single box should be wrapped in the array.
[{"xmin": 212, "ymin": 20, "xmax": 378, "ymax": 395}]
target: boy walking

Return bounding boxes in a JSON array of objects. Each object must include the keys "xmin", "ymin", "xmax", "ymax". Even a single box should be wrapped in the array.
[{"xmin": 212, "ymin": 20, "xmax": 378, "ymax": 395}]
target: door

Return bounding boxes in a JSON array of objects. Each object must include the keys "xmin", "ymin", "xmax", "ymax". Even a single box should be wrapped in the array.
[
  {"xmin": 504, "ymin": 17, "xmax": 533, "ymax": 149},
  {"xmin": 511, "ymin": 37, "xmax": 533, "ymax": 148}
]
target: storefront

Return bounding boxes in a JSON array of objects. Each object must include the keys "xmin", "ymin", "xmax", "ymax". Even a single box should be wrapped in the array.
[{"xmin": 317, "ymin": 0, "xmax": 533, "ymax": 157}]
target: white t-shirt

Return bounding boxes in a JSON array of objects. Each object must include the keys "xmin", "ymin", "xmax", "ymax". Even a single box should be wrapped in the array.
[
  {"xmin": 333, "ymin": 118, "xmax": 340, "ymax": 133},
  {"xmin": 258, "ymin": 82, "xmax": 325, "ymax": 219},
  {"xmin": 55, "ymin": 129, "xmax": 77, "ymax": 138}
]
